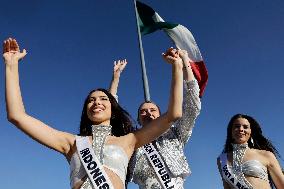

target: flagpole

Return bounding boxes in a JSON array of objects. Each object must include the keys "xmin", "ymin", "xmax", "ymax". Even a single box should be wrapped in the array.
[{"xmin": 133, "ymin": 0, "xmax": 151, "ymax": 101}]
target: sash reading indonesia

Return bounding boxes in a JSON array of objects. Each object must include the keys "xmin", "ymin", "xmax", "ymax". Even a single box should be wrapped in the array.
[{"xmin": 76, "ymin": 136, "xmax": 114, "ymax": 189}]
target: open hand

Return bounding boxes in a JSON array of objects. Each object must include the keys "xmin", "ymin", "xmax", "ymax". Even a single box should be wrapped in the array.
[
  {"xmin": 3, "ymin": 38, "xmax": 27, "ymax": 65},
  {"xmin": 113, "ymin": 59, "xmax": 127, "ymax": 78}
]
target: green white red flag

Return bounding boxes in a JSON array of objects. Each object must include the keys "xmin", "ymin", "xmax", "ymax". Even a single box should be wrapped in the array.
[{"xmin": 136, "ymin": 1, "xmax": 208, "ymax": 97}]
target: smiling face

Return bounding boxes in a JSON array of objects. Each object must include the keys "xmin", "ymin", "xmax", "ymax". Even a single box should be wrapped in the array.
[
  {"xmin": 138, "ymin": 102, "xmax": 161, "ymax": 126},
  {"xmin": 231, "ymin": 118, "xmax": 252, "ymax": 144},
  {"xmin": 86, "ymin": 90, "xmax": 111, "ymax": 125}
]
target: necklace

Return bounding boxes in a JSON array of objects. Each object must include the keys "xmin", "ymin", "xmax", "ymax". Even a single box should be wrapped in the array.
[
  {"xmin": 92, "ymin": 125, "xmax": 112, "ymax": 163},
  {"xmin": 232, "ymin": 143, "xmax": 253, "ymax": 189}
]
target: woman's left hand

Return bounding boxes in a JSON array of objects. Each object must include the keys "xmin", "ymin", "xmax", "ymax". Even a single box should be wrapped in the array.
[{"xmin": 3, "ymin": 38, "xmax": 27, "ymax": 65}]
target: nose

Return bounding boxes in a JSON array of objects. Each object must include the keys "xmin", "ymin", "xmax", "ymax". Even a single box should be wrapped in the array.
[
  {"xmin": 238, "ymin": 126, "xmax": 244, "ymax": 132},
  {"xmin": 94, "ymin": 98, "xmax": 101, "ymax": 105},
  {"xmin": 145, "ymin": 109, "xmax": 152, "ymax": 116}
]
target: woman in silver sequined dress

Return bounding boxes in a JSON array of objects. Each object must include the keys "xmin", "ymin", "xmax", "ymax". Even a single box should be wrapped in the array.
[
  {"xmin": 217, "ymin": 114, "xmax": 284, "ymax": 189},
  {"xmin": 4, "ymin": 38, "xmax": 184, "ymax": 189},
  {"xmin": 109, "ymin": 48, "xmax": 201, "ymax": 189}
]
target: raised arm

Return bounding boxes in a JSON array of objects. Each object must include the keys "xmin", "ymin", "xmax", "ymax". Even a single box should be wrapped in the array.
[
  {"xmin": 179, "ymin": 49, "xmax": 195, "ymax": 82},
  {"xmin": 171, "ymin": 50, "xmax": 201, "ymax": 144},
  {"xmin": 108, "ymin": 59, "xmax": 127, "ymax": 98},
  {"xmin": 133, "ymin": 48, "xmax": 183, "ymax": 149},
  {"xmin": 4, "ymin": 38, "xmax": 74, "ymax": 155}
]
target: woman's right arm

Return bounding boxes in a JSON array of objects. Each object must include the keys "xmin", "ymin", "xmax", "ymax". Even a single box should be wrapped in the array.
[{"xmin": 4, "ymin": 38, "xmax": 74, "ymax": 155}]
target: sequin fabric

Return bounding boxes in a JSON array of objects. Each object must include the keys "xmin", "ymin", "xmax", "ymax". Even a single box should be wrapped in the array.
[
  {"xmin": 80, "ymin": 125, "xmax": 112, "ymax": 189},
  {"xmin": 242, "ymin": 160, "xmax": 268, "ymax": 181},
  {"xmin": 231, "ymin": 143, "xmax": 253, "ymax": 189},
  {"xmin": 130, "ymin": 80, "xmax": 201, "ymax": 189}
]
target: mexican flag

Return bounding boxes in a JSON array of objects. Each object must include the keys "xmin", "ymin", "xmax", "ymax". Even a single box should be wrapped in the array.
[{"xmin": 136, "ymin": 0, "xmax": 208, "ymax": 97}]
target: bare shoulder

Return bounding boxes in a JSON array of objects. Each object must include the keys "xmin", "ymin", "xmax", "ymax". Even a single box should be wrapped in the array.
[
  {"xmin": 249, "ymin": 149, "xmax": 277, "ymax": 166},
  {"xmin": 260, "ymin": 150, "xmax": 278, "ymax": 165},
  {"xmin": 254, "ymin": 149, "xmax": 275, "ymax": 159},
  {"xmin": 123, "ymin": 132, "xmax": 136, "ymax": 147},
  {"xmin": 114, "ymin": 132, "xmax": 136, "ymax": 143},
  {"xmin": 107, "ymin": 133, "xmax": 136, "ymax": 158}
]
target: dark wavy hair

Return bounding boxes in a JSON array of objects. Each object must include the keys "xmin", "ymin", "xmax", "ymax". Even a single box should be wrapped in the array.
[
  {"xmin": 223, "ymin": 114, "xmax": 279, "ymax": 155},
  {"xmin": 136, "ymin": 100, "xmax": 161, "ymax": 125},
  {"xmin": 223, "ymin": 114, "xmax": 281, "ymax": 188},
  {"xmin": 79, "ymin": 88, "xmax": 134, "ymax": 136}
]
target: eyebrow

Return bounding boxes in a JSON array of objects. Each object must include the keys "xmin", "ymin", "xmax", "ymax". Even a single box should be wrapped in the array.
[
  {"xmin": 89, "ymin": 95, "xmax": 108, "ymax": 99},
  {"xmin": 140, "ymin": 107, "xmax": 157, "ymax": 111},
  {"xmin": 233, "ymin": 123, "xmax": 250, "ymax": 126}
]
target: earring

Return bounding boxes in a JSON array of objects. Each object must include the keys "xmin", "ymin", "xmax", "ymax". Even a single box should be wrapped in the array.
[{"xmin": 250, "ymin": 137, "xmax": 254, "ymax": 147}]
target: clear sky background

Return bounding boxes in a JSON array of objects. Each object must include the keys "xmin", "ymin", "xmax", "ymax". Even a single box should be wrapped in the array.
[{"xmin": 0, "ymin": 0, "xmax": 284, "ymax": 188}]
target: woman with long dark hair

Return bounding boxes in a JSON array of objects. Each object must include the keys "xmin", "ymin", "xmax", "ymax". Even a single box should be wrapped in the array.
[
  {"xmin": 217, "ymin": 114, "xmax": 284, "ymax": 189},
  {"xmin": 4, "ymin": 38, "xmax": 184, "ymax": 189}
]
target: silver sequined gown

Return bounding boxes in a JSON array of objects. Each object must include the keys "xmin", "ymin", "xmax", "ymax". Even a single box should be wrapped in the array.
[{"xmin": 130, "ymin": 80, "xmax": 201, "ymax": 189}]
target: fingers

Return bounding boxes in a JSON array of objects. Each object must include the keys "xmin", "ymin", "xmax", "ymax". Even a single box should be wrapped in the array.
[
  {"xmin": 19, "ymin": 49, "xmax": 27, "ymax": 60},
  {"xmin": 162, "ymin": 53, "xmax": 177, "ymax": 64},
  {"xmin": 178, "ymin": 49, "xmax": 188, "ymax": 58},
  {"xmin": 163, "ymin": 47, "xmax": 179, "ymax": 58},
  {"xmin": 163, "ymin": 54, "xmax": 176, "ymax": 62},
  {"xmin": 3, "ymin": 39, "xmax": 11, "ymax": 54},
  {"xmin": 114, "ymin": 60, "xmax": 118, "ymax": 67},
  {"xmin": 162, "ymin": 47, "xmax": 185, "ymax": 67},
  {"xmin": 3, "ymin": 38, "xmax": 20, "ymax": 54},
  {"xmin": 11, "ymin": 39, "xmax": 20, "ymax": 52},
  {"xmin": 119, "ymin": 59, "xmax": 127, "ymax": 70},
  {"xmin": 114, "ymin": 59, "xmax": 127, "ymax": 71},
  {"xmin": 3, "ymin": 38, "xmax": 27, "ymax": 62}
]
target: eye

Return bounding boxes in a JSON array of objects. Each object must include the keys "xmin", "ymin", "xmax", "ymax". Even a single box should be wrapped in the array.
[
  {"xmin": 140, "ymin": 109, "xmax": 147, "ymax": 114},
  {"xmin": 233, "ymin": 124, "xmax": 241, "ymax": 129},
  {"xmin": 88, "ymin": 98, "xmax": 95, "ymax": 103},
  {"xmin": 243, "ymin": 125, "xmax": 249, "ymax": 129},
  {"xmin": 150, "ymin": 109, "xmax": 157, "ymax": 112},
  {"xmin": 99, "ymin": 95, "xmax": 109, "ymax": 101}
]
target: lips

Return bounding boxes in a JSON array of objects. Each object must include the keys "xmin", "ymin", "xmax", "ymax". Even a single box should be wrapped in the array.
[
  {"xmin": 235, "ymin": 133, "xmax": 245, "ymax": 137},
  {"xmin": 91, "ymin": 105, "xmax": 105, "ymax": 113}
]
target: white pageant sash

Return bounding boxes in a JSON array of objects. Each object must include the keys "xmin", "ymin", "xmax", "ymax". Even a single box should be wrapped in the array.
[
  {"xmin": 219, "ymin": 153, "xmax": 251, "ymax": 189},
  {"xmin": 76, "ymin": 136, "xmax": 114, "ymax": 189},
  {"xmin": 143, "ymin": 142, "xmax": 177, "ymax": 189}
]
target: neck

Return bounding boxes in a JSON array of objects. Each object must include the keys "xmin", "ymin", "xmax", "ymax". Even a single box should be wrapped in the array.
[
  {"xmin": 232, "ymin": 142, "xmax": 249, "ymax": 150},
  {"xmin": 92, "ymin": 120, "xmax": 111, "ymax": 126},
  {"xmin": 92, "ymin": 124, "xmax": 112, "ymax": 130},
  {"xmin": 91, "ymin": 125, "xmax": 112, "ymax": 138}
]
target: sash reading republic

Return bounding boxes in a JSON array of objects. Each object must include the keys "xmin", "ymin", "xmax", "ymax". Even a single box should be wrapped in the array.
[
  {"xmin": 143, "ymin": 143, "xmax": 177, "ymax": 189},
  {"xmin": 76, "ymin": 136, "xmax": 114, "ymax": 189},
  {"xmin": 219, "ymin": 153, "xmax": 251, "ymax": 189}
]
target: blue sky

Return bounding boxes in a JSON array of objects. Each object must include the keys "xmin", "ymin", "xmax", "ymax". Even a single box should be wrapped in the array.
[{"xmin": 1, "ymin": 0, "xmax": 284, "ymax": 188}]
